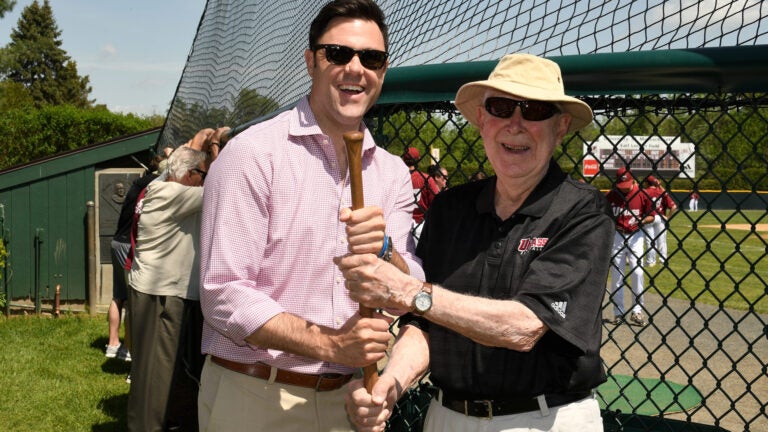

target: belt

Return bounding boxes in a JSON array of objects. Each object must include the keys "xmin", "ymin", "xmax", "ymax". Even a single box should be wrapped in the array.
[
  {"xmin": 441, "ymin": 391, "xmax": 590, "ymax": 418},
  {"xmin": 617, "ymin": 228, "xmax": 637, "ymax": 235},
  {"xmin": 210, "ymin": 356, "xmax": 353, "ymax": 392}
]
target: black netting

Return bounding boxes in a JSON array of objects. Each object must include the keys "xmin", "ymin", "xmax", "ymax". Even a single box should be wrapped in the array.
[{"xmin": 158, "ymin": 0, "xmax": 768, "ymax": 148}]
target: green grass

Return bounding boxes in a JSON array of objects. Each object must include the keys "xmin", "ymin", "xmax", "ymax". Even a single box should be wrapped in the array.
[
  {"xmin": 647, "ymin": 209, "xmax": 768, "ymax": 314},
  {"xmin": 0, "ymin": 313, "xmax": 129, "ymax": 431}
]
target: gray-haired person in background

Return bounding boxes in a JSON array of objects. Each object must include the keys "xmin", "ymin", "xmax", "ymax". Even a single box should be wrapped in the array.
[
  {"xmin": 127, "ymin": 127, "xmax": 227, "ymax": 431},
  {"xmin": 338, "ymin": 53, "xmax": 614, "ymax": 432}
]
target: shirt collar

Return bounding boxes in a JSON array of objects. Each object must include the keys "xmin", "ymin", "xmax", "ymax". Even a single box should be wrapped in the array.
[
  {"xmin": 288, "ymin": 96, "xmax": 377, "ymax": 154},
  {"xmin": 475, "ymin": 159, "xmax": 567, "ymax": 219}
]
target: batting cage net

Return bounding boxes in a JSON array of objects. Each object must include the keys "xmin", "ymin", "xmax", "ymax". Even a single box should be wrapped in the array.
[
  {"xmin": 158, "ymin": 0, "xmax": 768, "ymax": 148},
  {"xmin": 158, "ymin": 1, "xmax": 767, "ymax": 432}
]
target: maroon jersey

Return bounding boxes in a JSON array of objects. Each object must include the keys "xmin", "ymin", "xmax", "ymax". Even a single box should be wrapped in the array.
[
  {"xmin": 643, "ymin": 186, "xmax": 677, "ymax": 216},
  {"xmin": 606, "ymin": 183, "xmax": 653, "ymax": 233},
  {"xmin": 411, "ymin": 170, "xmax": 429, "ymax": 222}
]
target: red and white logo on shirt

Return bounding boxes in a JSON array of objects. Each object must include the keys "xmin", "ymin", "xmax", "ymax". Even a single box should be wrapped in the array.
[{"xmin": 518, "ymin": 237, "xmax": 549, "ymax": 253}]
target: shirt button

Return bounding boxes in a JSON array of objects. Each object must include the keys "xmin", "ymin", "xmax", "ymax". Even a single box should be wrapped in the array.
[
  {"xmin": 495, "ymin": 241, "xmax": 503, "ymax": 249},
  {"xmin": 335, "ymin": 317, "xmax": 343, "ymax": 325}
]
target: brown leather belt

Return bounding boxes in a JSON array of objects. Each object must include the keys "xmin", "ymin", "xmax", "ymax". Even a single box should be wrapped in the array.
[
  {"xmin": 210, "ymin": 356, "xmax": 352, "ymax": 392},
  {"xmin": 441, "ymin": 391, "xmax": 590, "ymax": 418}
]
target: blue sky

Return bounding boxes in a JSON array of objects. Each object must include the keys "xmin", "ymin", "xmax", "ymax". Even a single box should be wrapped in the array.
[{"xmin": 0, "ymin": 0, "xmax": 207, "ymax": 116}]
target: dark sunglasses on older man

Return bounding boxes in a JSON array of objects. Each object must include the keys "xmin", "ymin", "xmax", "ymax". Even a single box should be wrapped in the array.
[
  {"xmin": 313, "ymin": 44, "xmax": 389, "ymax": 70},
  {"xmin": 484, "ymin": 97, "xmax": 559, "ymax": 121}
]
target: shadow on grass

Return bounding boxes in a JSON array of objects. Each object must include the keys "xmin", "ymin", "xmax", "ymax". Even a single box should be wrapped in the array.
[
  {"xmin": 91, "ymin": 335, "xmax": 130, "ymax": 431},
  {"xmin": 93, "ymin": 393, "xmax": 128, "ymax": 432},
  {"xmin": 101, "ymin": 357, "xmax": 132, "ymax": 375},
  {"xmin": 89, "ymin": 336, "xmax": 132, "ymax": 376},
  {"xmin": 90, "ymin": 336, "xmax": 109, "ymax": 352}
]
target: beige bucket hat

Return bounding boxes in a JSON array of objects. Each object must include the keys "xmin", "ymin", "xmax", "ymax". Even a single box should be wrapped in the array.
[{"xmin": 454, "ymin": 53, "xmax": 593, "ymax": 133}]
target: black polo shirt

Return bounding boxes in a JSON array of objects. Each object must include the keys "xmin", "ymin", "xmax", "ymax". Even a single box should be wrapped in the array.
[{"xmin": 403, "ymin": 160, "xmax": 614, "ymax": 400}]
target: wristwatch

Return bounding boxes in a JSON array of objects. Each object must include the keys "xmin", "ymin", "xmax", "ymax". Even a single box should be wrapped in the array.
[{"xmin": 412, "ymin": 282, "xmax": 433, "ymax": 315}]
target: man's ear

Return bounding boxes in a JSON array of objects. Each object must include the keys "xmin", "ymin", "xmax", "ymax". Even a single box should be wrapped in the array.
[
  {"xmin": 304, "ymin": 49, "xmax": 315, "ymax": 78},
  {"xmin": 476, "ymin": 104, "xmax": 486, "ymax": 127},
  {"xmin": 556, "ymin": 113, "xmax": 572, "ymax": 141}
]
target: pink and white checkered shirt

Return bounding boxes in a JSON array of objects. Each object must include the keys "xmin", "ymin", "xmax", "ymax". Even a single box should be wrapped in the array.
[{"xmin": 199, "ymin": 97, "xmax": 424, "ymax": 375}]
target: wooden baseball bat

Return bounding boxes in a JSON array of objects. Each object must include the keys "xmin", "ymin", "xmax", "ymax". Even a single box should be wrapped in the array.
[{"xmin": 343, "ymin": 130, "xmax": 379, "ymax": 394}]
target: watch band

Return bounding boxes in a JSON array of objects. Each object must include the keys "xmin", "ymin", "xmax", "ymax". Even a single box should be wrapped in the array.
[
  {"xmin": 421, "ymin": 282, "xmax": 433, "ymax": 296},
  {"xmin": 382, "ymin": 236, "xmax": 393, "ymax": 262}
]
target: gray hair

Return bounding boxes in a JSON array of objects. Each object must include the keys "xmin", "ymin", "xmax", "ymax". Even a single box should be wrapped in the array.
[{"xmin": 166, "ymin": 146, "xmax": 207, "ymax": 180}]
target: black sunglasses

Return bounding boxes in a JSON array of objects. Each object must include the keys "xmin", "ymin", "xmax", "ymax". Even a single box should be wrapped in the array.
[
  {"xmin": 484, "ymin": 97, "xmax": 559, "ymax": 122},
  {"xmin": 191, "ymin": 168, "xmax": 207, "ymax": 180},
  {"xmin": 313, "ymin": 44, "xmax": 388, "ymax": 70}
]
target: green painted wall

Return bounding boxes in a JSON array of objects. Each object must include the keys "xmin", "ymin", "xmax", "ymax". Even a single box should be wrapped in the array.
[{"xmin": 0, "ymin": 130, "xmax": 158, "ymax": 309}]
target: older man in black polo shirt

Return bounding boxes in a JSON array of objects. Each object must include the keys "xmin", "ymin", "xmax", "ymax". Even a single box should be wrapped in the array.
[{"xmin": 337, "ymin": 53, "xmax": 614, "ymax": 431}]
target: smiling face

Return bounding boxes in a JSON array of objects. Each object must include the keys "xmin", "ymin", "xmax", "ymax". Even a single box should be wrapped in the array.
[
  {"xmin": 476, "ymin": 89, "xmax": 571, "ymax": 187},
  {"xmin": 304, "ymin": 17, "xmax": 388, "ymax": 136}
]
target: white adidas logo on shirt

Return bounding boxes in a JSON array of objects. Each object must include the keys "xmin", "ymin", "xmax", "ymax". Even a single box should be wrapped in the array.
[{"xmin": 551, "ymin": 301, "xmax": 567, "ymax": 318}]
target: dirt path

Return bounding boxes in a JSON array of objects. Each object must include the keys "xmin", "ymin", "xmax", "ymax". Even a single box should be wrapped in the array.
[
  {"xmin": 601, "ymin": 292, "xmax": 768, "ymax": 432},
  {"xmin": 699, "ymin": 223, "xmax": 768, "ymax": 239}
]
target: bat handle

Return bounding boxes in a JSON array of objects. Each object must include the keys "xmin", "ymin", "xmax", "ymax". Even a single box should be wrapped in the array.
[
  {"xmin": 344, "ymin": 131, "xmax": 365, "ymax": 209},
  {"xmin": 343, "ymin": 131, "xmax": 379, "ymax": 393}
]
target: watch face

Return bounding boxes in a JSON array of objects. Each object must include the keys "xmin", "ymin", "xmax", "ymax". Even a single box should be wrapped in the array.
[{"xmin": 415, "ymin": 292, "xmax": 432, "ymax": 312}]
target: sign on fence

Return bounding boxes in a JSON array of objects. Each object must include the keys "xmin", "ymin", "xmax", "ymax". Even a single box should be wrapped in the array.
[{"xmin": 583, "ymin": 135, "xmax": 696, "ymax": 178}]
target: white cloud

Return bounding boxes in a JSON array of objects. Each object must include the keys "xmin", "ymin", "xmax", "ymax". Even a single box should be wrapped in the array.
[
  {"xmin": 100, "ymin": 43, "xmax": 117, "ymax": 59},
  {"xmin": 110, "ymin": 103, "xmax": 169, "ymax": 116}
]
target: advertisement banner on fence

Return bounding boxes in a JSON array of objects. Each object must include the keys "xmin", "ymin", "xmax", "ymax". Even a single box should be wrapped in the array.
[{"xmin": 582, "ymin": 135, "xmax": 696, "ymax": 178}]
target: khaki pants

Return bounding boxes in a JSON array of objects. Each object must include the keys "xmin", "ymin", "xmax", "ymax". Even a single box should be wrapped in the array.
[
  {"xmin": 424, "ymin": 394, "xmax": 603, "ymax": 432},
  {"xmin": 198, "ymin": 356, "xmax": 354, "ymax": 432}
]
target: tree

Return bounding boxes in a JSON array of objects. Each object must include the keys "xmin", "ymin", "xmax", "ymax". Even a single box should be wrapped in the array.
[
  {"xmin": 0, "ymin": 80, "xmax": 34, "ymax": 110},
  {"xmin": 230, "ymin": 88, "xmax": 280, "ymax": 126},
  {"xmin": 0, "ymin": 0, "xmax": 15, "ymax": 18},
  {"xmin": 0, "ymin": 105, "xmax": 160, "ymax": 170},
  {"xmin": 0, "ymin": 0, "xmax": 92, "ymax": 108}
]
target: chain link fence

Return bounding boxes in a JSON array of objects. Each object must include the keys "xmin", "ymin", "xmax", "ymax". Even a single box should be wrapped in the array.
[{"xmin": 369, "ymin": 92, "xmax": 767, "ymax": 432}]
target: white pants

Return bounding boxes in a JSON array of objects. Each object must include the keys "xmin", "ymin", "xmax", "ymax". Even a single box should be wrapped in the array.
[
  {"xmin": 609, "ymin": 230, "xmax": 645, "ymax": 317},
  {"xmin": 643, "ymin": 215, "xmax": 667, "ymax": 265},
  {"xmin": 423, "ymin": 394, "xmax": 602, "ymax": 432}
]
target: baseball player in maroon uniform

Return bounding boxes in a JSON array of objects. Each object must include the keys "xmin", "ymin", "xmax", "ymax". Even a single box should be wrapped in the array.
[
  {"xmin": 642, "ymin": 175, "xmax": 677, "ymax": 266},
  {"xmin": 605, "ymin": 167, "xmax": 654, "ymax": 326},
  {"xmin": 403, "ymin": 147, "xmax": 429, "ymax": 243}
]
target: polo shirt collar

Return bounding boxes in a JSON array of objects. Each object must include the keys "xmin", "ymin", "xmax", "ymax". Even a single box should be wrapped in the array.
[{"xmin": 475, "ymin": 159, "xmax": 567, "ymax": 219}]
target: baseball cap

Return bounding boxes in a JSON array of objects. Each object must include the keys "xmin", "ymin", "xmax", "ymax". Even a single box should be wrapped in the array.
[
  {"xmin": 454, "ymin": 53, "xmax": 593, "ymax": 133},
  {"xmin": 616, "ymin": 167, "xmax": 634, "ymax": 188},
  {"xmin": 645, "ymin": 175, "xmax": 658, "ymax": 185},
  {"xmin": 402, "ymin": 147, "xmax": 420, "ymax": 166}
]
